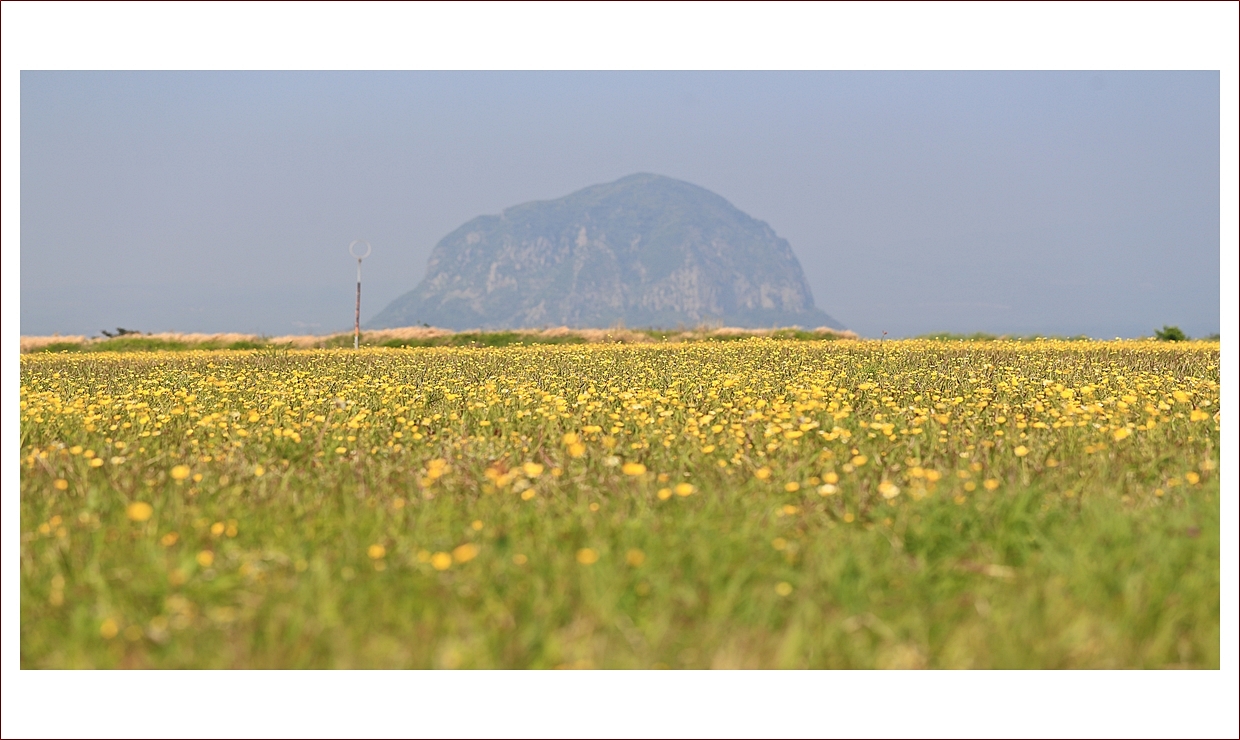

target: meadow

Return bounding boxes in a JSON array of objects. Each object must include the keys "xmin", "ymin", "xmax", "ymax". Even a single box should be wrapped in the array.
[
  {"xmin": 18, "ymin": 324, "xmax": 855, "ymax": 354},
  {"xmin": 19, "ymin": 339, "xmax": 1220, "ymax": 668}
]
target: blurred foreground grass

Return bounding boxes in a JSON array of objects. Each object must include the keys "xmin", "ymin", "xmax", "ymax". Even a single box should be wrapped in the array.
[{"xmin": 20, "ymin": 339, "xmax": 1219, "ymax": 668}]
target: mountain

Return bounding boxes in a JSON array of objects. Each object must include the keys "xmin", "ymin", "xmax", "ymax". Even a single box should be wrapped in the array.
[{"xmin": 368, "ymin": 173, "xmax": 843, "ymax": 331}]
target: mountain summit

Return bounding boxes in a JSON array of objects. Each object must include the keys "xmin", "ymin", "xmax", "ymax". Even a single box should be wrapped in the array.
[{"xmin": 368, "ymin": 173, "xmax": 843, "ymax": 331}]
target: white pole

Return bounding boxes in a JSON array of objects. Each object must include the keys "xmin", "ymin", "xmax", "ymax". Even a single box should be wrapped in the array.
[{"xmin": 348, "ymin": 240, "xmax": 371, "ymax": 350}]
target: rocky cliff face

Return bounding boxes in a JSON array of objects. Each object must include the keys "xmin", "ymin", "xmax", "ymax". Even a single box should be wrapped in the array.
[{"xmin": 368, "ymin": 173, "xmax": 843, "ymax": 330}]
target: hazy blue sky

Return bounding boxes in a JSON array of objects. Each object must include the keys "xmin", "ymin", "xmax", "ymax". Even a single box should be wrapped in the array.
[{"xmin": 20, "ymin": 71, "xmax": 1219, "ymax": 338}]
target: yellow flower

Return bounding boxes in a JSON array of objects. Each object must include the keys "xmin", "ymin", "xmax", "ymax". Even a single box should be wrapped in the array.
[
  {"xmin": 1113, "ymin": 428, "xmax": 1131, "ymax": 441},
  {"xmin": 452, "ymin": 543, "xmax": 479, "ymax": 563},
  {"xmin": 426, "ymin": 459, "xmax": 448, "ymax": 480},
  {"xmin": 775, "ymin": 582, "xmax": 793, "ymax": 596},
  {"xmin": 89, "ymin": 458, "xmax": 104, "ymax": 468},
  {"xmin": 621, "ymin": 462, "xmax": 646, "ymax": 476},
  {"xmin": 567, "ymin": 442, "xmax": 586, "ymax": 457},
  {"xmin": 196, "ymin": 550, "xmax": 215, "ymax": 567},
  {"xmin": 851, "ymin": 455, "xmax": 868, "ymax": 467},
  {"xmin": 170, "ymin": 465, "xmax": 191, "ymax": 480},
  {"xmin": 784, "ymin": 482, "xmax": 800, "ymax": 492},
  {"xmin": 471, "ymin": 520, "xmax": 483, "ymax": 531},
  {"xmin": 754, "ymin": 467, "xmax": 772, "ymax": 480},
  {"xmin": 818, "ymin": 483, "xmax": 838, "ymax": 496},
  {"xmin": 1014, "ymin": 445, "xmax": 1029, "ymax": 457},
  {"xmin": 254, "ymin": 465, "xmax": 266, "ymax": 477},
  {"xmin": 1189, "ymin": 409, "xmax": 1209, "ymax": 422},
  {"xmin": 54, "ymin": 478, "xmax": 69, "ymax": 491},
  {"xmin": 1172, "ymin": 390, "xmax": 1190, "ymax": 403},
  {"xmin": 367, "ymin": 544, "xmax": 386, "ymax": 560},
  {"xmin": 657, "ymin": 487, "xmax": 673, "ymax": 500},
  {"xmin": 878, "ymin": 481, "xmax": 900, "ymax": 499},
  {"xmin": 1185, "ymin": 472, "xmax": 1200, "ymax": 485},
  {"xmin": 522, "ymin": 462, "xmax": 545, "ymax": 478},
  {"xmin": 100, "ymin": 618, "xmax": 119, "ymax": 639},
  {"xmin": 430, "ymin": 552, "xmax": 452, "ymax": 570},
  {"xmin": 983, "ymin": 479, "xmax": 1000, "ymax": 491},
  {"xmin": 126, "ymin": 502, "xmax": 154, "ymax": 522},
  {"xmin": 576, "ymin": 548, "xmax": 599, "ymax": 565},
  {"xmin": 562, "ymin": 432, "xmax": 579, "ymax": 445},
  {"xmin": 674, "ymin": 482, "xmax": 695, "ymax": 497},
  {"xmin": 335, "ymin": 446, "xmax": 347, "ymax": 454},
  {"xmin": 823, "ymin": 472, "xmax": 839, "ymax": 484},
  {"xmin": 160, "ymin": 532, "xmax": 179, "ymax": 547},
  {"xmin": 626, "ymin": 549, "xmax": 646, "ymax": 566}
]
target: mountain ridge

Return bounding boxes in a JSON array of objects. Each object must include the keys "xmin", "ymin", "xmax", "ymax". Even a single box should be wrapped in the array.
[{"xmin": 369, "ymin": 173, "xmax": 843, "ymax": 331}]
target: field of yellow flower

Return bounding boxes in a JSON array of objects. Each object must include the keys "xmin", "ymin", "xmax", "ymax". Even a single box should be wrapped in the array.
[{"xmin": 19, "ymin": 339, "xmax": 1220, "ymax": 668}]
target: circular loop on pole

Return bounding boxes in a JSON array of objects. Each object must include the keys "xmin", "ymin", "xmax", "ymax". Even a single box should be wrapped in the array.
[{"xmin": 348, "ymin": 239, "xmax": 372, "ymax": 260}]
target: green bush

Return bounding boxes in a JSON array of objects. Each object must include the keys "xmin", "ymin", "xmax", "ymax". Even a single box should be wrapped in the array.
[{"xmin": 1154, "ymin": 326, "xmax": 1187, "ymax": 342}]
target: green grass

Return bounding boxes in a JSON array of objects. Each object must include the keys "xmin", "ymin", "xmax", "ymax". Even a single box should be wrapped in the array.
[
  {"xmin": 380, "ymin": 332, "xmax": 588, "ymax": 349},
  {"xmin": 636, "ymin": 328, "xmax": 845, "ymax": 342},
  {"xmin": 916, "ymin": 332, "xmax": 1094, "ymax": 342},
  {"xmin": 20, "ymin": 476, "xmax": 1218, "ymax": 669},
  {"xmin": 19, "ymin": 341, "xmax": 1220, "ymax": 668},
  {"xmin": 37, "ymin": 341, "xmax": 93, "ymax": 353},
  {"xmin": 33, "ymin": 337, "xmax": 270, "ymax": 353},
  {"xmin": 28, "ymin": 329, "xmax": 838, "ymax": 353}
]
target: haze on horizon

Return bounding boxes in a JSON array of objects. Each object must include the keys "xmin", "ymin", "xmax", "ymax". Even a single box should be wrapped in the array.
[{"xmin": 20, "ymin": 71, "xmax": 1220, "ymax": 339}]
